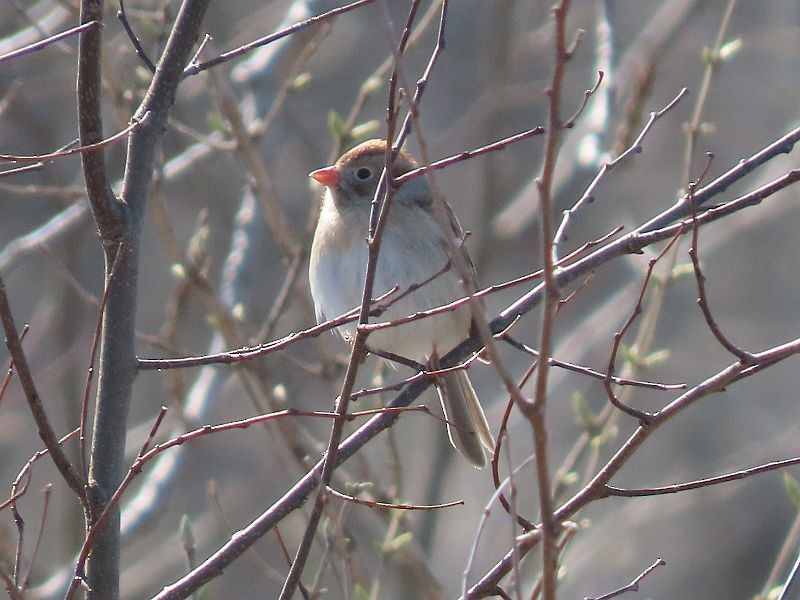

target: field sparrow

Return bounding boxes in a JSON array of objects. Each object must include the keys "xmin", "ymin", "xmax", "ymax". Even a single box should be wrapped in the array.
[{"xmin": 308, "ymin": 139, "xmax": 494, "ymax": 467}]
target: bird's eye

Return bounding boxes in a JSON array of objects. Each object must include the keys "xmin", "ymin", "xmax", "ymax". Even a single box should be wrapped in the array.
[{"xmin": 355, "ymin": 167, "xmax": 372, "ymax": 180}]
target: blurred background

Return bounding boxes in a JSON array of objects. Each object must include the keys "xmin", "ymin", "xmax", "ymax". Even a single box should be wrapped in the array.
[{"xmin": 1, "ymin": 1, "xmax": 800, "ymax": 598}]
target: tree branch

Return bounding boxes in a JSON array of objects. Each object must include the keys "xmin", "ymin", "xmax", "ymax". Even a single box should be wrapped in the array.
[{"xmin": 0, "ymin": 277, "xmax": 87, "ymax": 508}]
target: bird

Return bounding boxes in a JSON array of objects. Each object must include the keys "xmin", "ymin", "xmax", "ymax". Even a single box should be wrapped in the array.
[{"xmin": 308, "ymin": 139, "xmax": 494, "ymax": 467}]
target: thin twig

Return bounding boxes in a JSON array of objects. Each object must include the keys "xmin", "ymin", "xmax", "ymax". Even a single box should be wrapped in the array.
[
  {"xmin": 0, "ymin": 139, "xmax": 80, "ymax": 180},
  {"xmin": 603, "ymin": 230, "xmax": 684, "ymax": 422},
  {"xmin": 350, "ymin": 355, "xmax": 480, "ymax": 401},
  {"xmin": 687, "ymin": 161, "xmax": 756, "ymax": 364},
  {"xmin": 564, "ymin": 70, "xmax": 604, "ymax": 128},
  {"xmin": 465, "ymin": 339, "xmax": 800, "ymax": 598},
  {"xmin": 0, "ymin": 114, "xmax": 147, "ymax": 164},
  {"xmin": 530, "ymin": 3, "xmax": 573, "ymax": 596},
  {"xmin": 206, "ymin": 482, "xmax": 287, "ymax": 586},
  {"xmin": 603, "ymin": 456, "xmax": 800, "ymax": 497},
  {"xmin": 0, "ymin": 20, "xmax": 100, "ymax": 65},
  {"xmin": 504, "ymin": 435, "xmax": 523, "ymax": 600},
  {"xmin": 585, "ymin": 557, "xmax": 665, "ymax": 600},
  {"xmin": 255, "ymin": 248, "xmax": 304, "ymax": 342},
  {"xmin": 393, "ymin": 126, "xmax": 546, "ymax": 185},
  {"xmin": 65, "ymin": 407, "xmax": 169, "ymax": 599},
  {"xmin": 256, "ymin": 22, "xmax": 334, "ymax": 140},
  {"xmin": 490, "ymin": 362, "xmax": 538, "ymax": 532},
  {"xmin": 463, "ymin": 453, "xmax": 539, "ymax": 597},
  {"xmin": 326, "ymin": 487, "xmax": 463, "ymax": 511},
  {"xmin": 1, "ymin": 429, "xmax": 80, "ymax": 513},
  {"xmin": 183, "ymin": 0, "xmax": 378, "ymax": 77},
  {"xmin": 20, "ymin": 485, "xmax": 52, "ymax": 590},
  {"xmin": 552, "ymin": 88, "xmax": 688, "ymax": 260},
  {"xmin": 501, "ymin": 335, "xmax": 685, "ymax": 391},
  {"xmin": 0, "ymin": 324, "xmax": 28, "ymax": 407},
  {"xmin": 117, "ymin": 0, "xmax": 156, "ymax": 73},
  {"xmin": 0, "ymin": 162, "xmax": 46, "ymax": 178},
  {"xmin": 682, "ymin": 0, "xmax": 738, "ymax": 185}
]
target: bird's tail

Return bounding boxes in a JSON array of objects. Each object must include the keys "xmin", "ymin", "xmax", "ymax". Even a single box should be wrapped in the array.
[{"xmin": 438, "ymin": 371, "xmax": 495, "ymax": 468}]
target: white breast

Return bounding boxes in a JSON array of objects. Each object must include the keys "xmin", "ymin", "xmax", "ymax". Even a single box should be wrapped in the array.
[{"xmin": 309, "ymin": 195, "xmax": 471, "ymax": 362}]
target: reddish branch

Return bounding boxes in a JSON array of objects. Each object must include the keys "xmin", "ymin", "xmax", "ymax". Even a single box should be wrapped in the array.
[
  {"xmin": 0, "ymin": 324, "xmax": 27, "ymax": 407},
  {"xmin": 394, "ymin": 126, "xmax": 546, "ymax": 185},
  {"xmin": 553, "ymin": 88, "xmax": 688, "ymax": 259},
  {"xmin": 1, "ymin": 429, "xmax": 80, "ymax": 513},
  {"xmin": 465, "ymin": 339, "xmax": 800, "ymax": 598},
  {"xmin": 278, "ymin": 1, "xmax": 436, "ymax": 596},
  {"xmin": 528, "ymin": 3, "xmax": 574, "ymax": 597},
  {"xmin": 182, "ymin": 0, "xmax": 379, "ymax": 77},
  {"xmin": 688, "ymin": 174, "xmax": 757, "ymax": 365},
  {"xmin": 0, "ymin": 116, "xmax": 145, "ymax": 164},
  {"xmin": 603, "ymin": 231, "xmax": 684, "ymax": 423},
  {"xmin": 604, "ymin": 456, "xmax": 800, "ymax": 498},
  {"xmin": 0, "ymin": 278, "xmax": 87, "ymax": 508}
]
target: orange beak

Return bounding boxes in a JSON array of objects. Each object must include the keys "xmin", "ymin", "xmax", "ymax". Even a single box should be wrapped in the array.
[{"xmin": 309, "ymin": 166, "xmax": 341, "ymax": 187}]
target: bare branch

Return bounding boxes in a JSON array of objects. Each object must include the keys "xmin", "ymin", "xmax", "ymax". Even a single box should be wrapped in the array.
[
  {"xmin": 393, "ymin": 126, "xmax": 546, "ymax": 185},
  {"xmin": 585, "ymin": 558, "xmax": 666, "ymax": 600},
  {"xmin": 116, "ymin": 0, "xmax": 155, "ymax": 73},
  {"xmin": 0, "ymin": 20, "xmax": 100, "ymax": 65},
  {"xmin": 553, "ymin": 87, "xmax": 688, "ymax": 260},
  {"xmin": 77, "ymin": 0, "xmax": 119, "ymax": 239},
  {"xmin": 605, "ymin": 456, "xmax": 800, "ymax": 497},
  {"xmin": 529, "ymin": 3, "xmax": 573, "ymax": 596},
  {"xmin": 687, "ymin": 166, "xmax": 757, "ymax": 364},
  {"xmin": 466, "ymin": 339, "xmax": 800, "ymax": 597},
  {"xmin": 603, "ymin": 231, "xmax": 683, "ymax": 423},
  {"xmin": 0, "ymin": 112, "xmax": 146, "ymax": 164},
  {"xmin": 182, "ymin": 0, "xmax": 378, "ymax": 77},
  {"xmin": 326, "ymin": 486, "xmax": 463, "ymax": 511},
  {"xmin": 0, "ymin": 277, "xmax": 87, "ymax": 507}
]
